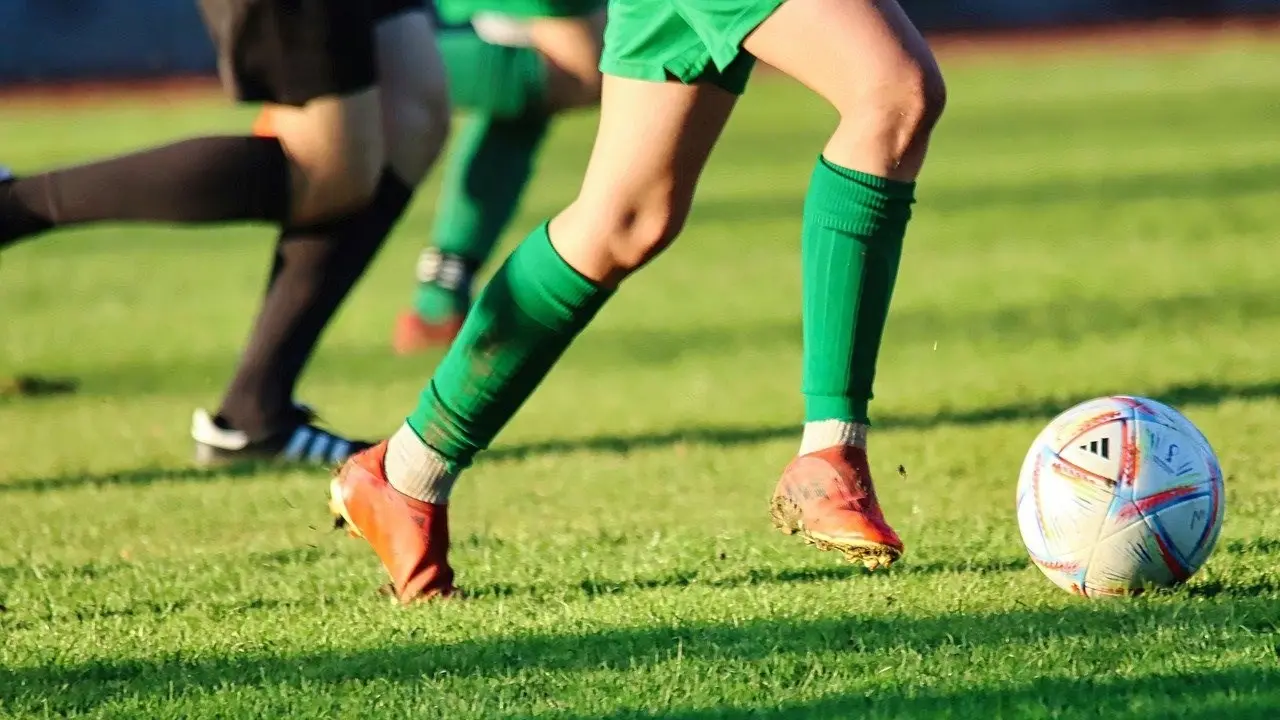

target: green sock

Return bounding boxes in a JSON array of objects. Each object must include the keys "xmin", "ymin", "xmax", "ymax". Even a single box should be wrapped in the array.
[
  {"xmin": 413, "ymin": 112, "xmax": 551, "ymax": 323},
  {"xmin": 802, "ymin": 157, "xmax": 915, "ymax": 424},
  {"xmin": 407, "ymin": 223, "xmax": 610, "ymax": 467}
]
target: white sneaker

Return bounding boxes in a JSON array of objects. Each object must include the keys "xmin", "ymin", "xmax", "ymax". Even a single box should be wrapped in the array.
[{"xmin": 191, "ymin": 405, "xmax": 371, "ymax": 467}]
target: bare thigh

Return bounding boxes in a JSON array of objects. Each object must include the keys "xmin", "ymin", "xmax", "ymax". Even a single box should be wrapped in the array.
[
  {"xmin": 252, "ymin": 11, "xmax": 452, "ymax": 213},
  {"xmin": 743, "ymin": 0, "xmax": 944, "ymax": 179},
  {"xmin": 265, "ymin": 90, "xmax": 386, "ymax": 225},
  {"xmin": 550, "ymin": 75, "xmax": 737, "ymax": 285}
]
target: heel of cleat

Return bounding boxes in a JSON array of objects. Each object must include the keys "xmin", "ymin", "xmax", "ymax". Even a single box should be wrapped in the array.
[{"xmin": 328, "ymin": 478, "xmax": 362, "ymax": 538}]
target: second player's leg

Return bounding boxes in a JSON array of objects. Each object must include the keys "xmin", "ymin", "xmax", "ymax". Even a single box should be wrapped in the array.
[
  {"xmin": 549, "ymin": 77, "xmax": 735, "ymax": 284},
  {"xmin": 333, "ymin": 76, "xmax": 738, "ymax": 602},
  {"xmin": 527, "ymin": 11, "xmax": 607, "ymax": 111},
  {"xmin": 396, "ymin": 9, "xmax": 608, "ymax": 354},
  {"xmin": 374, "ymin": 11, "xmax": 453, "ymax": 186},
  {"xmin": 200, "ymin": 5, "xmax": 453, "ymax": 463},
  {"xmin": 245, "ymin": 8, "xmax": 453, "ymax": 224},
  {"xmin": 0, "ymin": 0, "xmax": 393, "ymax": 248},
  {"xmin": 740, "ymin": 0, "xmax": 945, "ymax": 567},
  {"xmin": 257, "ymin": 91, "xmax": 385, "ymax": 225},
  {"xmin": 409, "ymin": 75, "xmax": 737, "ymax": 470}
]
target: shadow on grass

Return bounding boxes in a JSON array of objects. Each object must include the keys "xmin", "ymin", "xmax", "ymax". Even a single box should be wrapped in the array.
[
  {"xmin": 2, "ymin": 596, "xmax": 292, "ymax": 627},
  {"xmin": 552, "ymin": 669, "xmax": 1280, "ymax": 720},
  {"xmin": 485, "ymin": 377, "xmax": 1280, "ymax": 464},
  {"xmin": 1183, "ymin": 575, "xmax": 1280, "ymax": 600},
  {"xmin": 0, "ymin": 546, "xmax": 337, "ymax": 585},
  {"xmin": 466, "ymin": 555, "xmax": 1032, "ymax": 600},
  {"xmin": 0, "ymin": 462, "xmax": 270, "ymax": 494},
  {"xmin": 2, "ymin": 599, "xmax": 1276, "ymax": 715},
  {"xmin": 4, "ymin": 377, "xmax": 1279, "ymax": 494},
  {"xmin": 1223, "ymin": 537, "xmax": 1280, "ymax": 557},
  {"xmin": 0, "ymin": 374, "xmax": 78, "ymax": 401}
]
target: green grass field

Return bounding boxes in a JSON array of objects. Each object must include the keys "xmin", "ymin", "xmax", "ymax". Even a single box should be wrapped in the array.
[{"xmin": 3, "ymin": 39, "xmax": 1280, "ymax": 719}]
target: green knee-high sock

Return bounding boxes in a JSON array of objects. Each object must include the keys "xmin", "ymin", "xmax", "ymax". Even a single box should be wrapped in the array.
[
  {"xmin": 407, "ymin": 223, "xmax": 610, "ymax": 466},
  {"xmin": 802, "ymin": 157, "xmax": 916, "ymax": 425},
  {"xmin": 413, "ymin": 112, "xmax": 551, "ymax": 322}
]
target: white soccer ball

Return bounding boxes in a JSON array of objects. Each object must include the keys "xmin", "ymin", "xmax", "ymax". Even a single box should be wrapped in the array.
[{"xmin": 1015, "ymin": 396, "xmax": 1225, "ymax": 597}]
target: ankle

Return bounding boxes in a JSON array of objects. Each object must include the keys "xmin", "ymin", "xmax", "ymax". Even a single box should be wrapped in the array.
[
  {"xmin": 414, "ymin": 249, "xmax": 474, "ymax": 321},
  {"xmin": 416, "ymin": 248, "xmax": 475, "ymax": 292},
  {"xmin": 215, "ymin": 401, "xmax": 302, "ymax": 441},
  {"xmin": 799, "ymin": 419, "xmax": 868, "ymax": 455},
  {"xmin": 385, "ymin": 423, "xmax": 459, "ymax": 504}
]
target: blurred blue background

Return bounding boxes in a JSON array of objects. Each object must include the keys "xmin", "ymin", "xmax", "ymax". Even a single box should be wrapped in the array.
[{"xmin": 1, "ymin": 0, "xmax": 1278, "ymax": 83}]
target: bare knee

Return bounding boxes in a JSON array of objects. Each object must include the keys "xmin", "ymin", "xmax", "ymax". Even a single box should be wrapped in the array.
[
  {"xmin": 893, "ymin": 61, "xmax": 947, "ymax": 146},
  {"xmin": 603, "ymin": 201, "xmax": 686, "ymax": 272},
  {"xmin": 287, "ymin": 140, "xmax": 382, "ymax": 224},
  {"xmin": 838, "ymin": 60, "xmax": 946, "ymax": 168},
  {"xmin": 271, "ymin": 92, "xmax": 385, "ymax": 225},
  {"xmin": 306, "ymin": 145, "xmax": 383, "ymax": 218},
  {"xmin": 553, "ymin": 192, "xmax": 689, "ymax": 285}
]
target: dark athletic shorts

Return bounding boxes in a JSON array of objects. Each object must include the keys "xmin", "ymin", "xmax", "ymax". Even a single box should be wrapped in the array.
[{"xmin": 198, "ymin": 0, "xmax": 424, "ymax": 107}]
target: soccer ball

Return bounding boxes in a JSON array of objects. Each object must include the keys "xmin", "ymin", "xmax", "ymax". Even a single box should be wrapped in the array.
[{"xmin": 1015, "ymin": 396, "xmax": 1225, "ymax": 597}]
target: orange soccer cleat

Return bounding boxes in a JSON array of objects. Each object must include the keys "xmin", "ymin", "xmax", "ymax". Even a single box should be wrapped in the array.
[
  {"xmin": 392, "ymin": 309, "xmax": 464, "ymax": 355},
  {"xmin": 329, "ymin": 441, "xmax": 456, "ymax": 602},
  {"xmin": 771, "ymin": 444, "xmax": 904, "ymax": 570}
]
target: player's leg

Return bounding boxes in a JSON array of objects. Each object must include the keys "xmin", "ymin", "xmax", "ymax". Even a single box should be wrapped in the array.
[
  {"xmin": 197, "ymin": 4, "xmax": 452, "ymax": 464},
  {"xmin": 333, "ymin": 72, "xmax": 739, "ymax": 601},
  {"xmin": 744, "ymin": 0, "xmax": 943, "ymax": 179},
  {"xmin": 0, "ymin": 0, "xmax": 412, "ymax": 462},
  {"xmin": 0, "ymin": 0, "xmax": 390, "ymax": 249},
  {"xmin": 395, "ymin": 7, "xmax": 607, "ymax": 354},
  {"xmin": 395, "ymin": 109, "xmax": 551, "ymax": 352},
  {"xmin": 0, "ymin": 131, "xmax": 296, "ymax": 247},
  {"xmin": 527, "ymin": 10, "xmax": 608, "ymax": 111},
  {"xmin": 738, "ymin": 0, "xmax": 945, "ymax": 567},
  {"xmin": 397, "ymin": 16, "xmax": 563, "ymax": 351}
]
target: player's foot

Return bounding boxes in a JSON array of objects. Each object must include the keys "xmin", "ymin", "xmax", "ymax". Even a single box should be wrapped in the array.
[
  {"xmin": 771, "ymin": 444, "xmax": 904, "ymax": 570},
  {"xmin": 392, "ymin": 309, "xmax": 464, "ymax": 355},
  {"xmin": 191, "ymin": 405, "xmax": 371, "ymax": 467},
  {"xmin": 395, "ymin": 248, "xmax": 472, "ymax": 354},
  {"xmin": 329, "ymin": 441, "xmax": 456, "ymax": 602}
]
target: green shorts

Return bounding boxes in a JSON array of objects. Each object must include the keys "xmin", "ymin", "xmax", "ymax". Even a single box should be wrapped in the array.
[
  {"xmin": 600, "ymin": 0, "xmax": 785, "ymax": 95},
  {"xmin": 435, "ymin": 0, "xmax": 603, "ymax": 23},
  {"xmin": 436, "ymin": 27, "xmax": 546, "ymax": 116}
]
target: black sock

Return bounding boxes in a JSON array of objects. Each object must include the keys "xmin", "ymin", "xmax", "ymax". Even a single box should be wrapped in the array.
[
  {"xmin": 216, "ymin": 170, "xmax": 414, "ymax": 438},
  {"xmin": 0, "ymin": 136, "xmax": 289, "ymax": 246}
]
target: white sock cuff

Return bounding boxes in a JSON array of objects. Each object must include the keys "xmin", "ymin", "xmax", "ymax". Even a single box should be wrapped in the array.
[
  {"xmin": 800, "ymin": 420, "xmax": 868, "ymax": 455},
  {"xmin": 385, "ymin": 423, "xmax": 458, "ymax": 504}
]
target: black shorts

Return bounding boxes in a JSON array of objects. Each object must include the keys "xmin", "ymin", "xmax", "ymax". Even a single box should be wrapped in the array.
[{"xmin": 198, "ymin": 0, "xmax": 424, "ymax": 107}]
